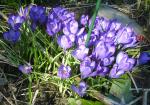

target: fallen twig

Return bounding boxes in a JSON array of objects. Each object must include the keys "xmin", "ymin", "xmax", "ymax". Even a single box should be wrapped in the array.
[
  {"xmin": 0, "ymin": 92, "xmax": 14, "ymax": 105},
  {"xmin": 32, "ymin": 89, "xmax": 39, "ymax": 105}
]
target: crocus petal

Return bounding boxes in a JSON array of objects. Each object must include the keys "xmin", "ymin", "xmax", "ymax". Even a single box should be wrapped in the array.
[
  {"xmin": 72, "ymin": 45, "xmax": 89, "ymax": 61},
  {"xmin": 3, "ymin": 29, "xmax": 20, "ymax": 43},
  {"xmin": 71, "ymin": 82, "xmax": 87, "ymax": 97},
  {"xmin": 138, "ymin": 52, "xmax": 150, "ymax": 65},
  {"xmin": 57, "ymin": 35, "xmax": 73, "ymax": 50},
  {"xmin": 57, "ymin": 65, "xmax": 71, "ymax": 79},
  {"xmin": 19, "ymin": 64, "xmax": 32, "ymax": 74}
]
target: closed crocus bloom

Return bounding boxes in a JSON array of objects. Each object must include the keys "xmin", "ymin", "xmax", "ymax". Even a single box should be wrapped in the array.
[
  {"xmin": 75, "ymin": 30, "xmax": 97, "ymax": 47},
  {"xmin": 63, "ymin": 23, "xmax": 84, "ymax": 43},
  {"xmin": 57, "ymin": 35, "xmax": 73, "ymax": 50},
  {"xmin": 109, "ymin": 19, "xmax": 122, "ymax": 31},
  {"xmin": 18, "ymin": 64, "xmax": 32, "ymax": 74},
  {"xmin": 98, "ymin": 17, "xmax": 110, "ymax": 32},
  {"xmin": 29, "ymin": 5, "xmax": 47, "ymax": 24},
  {"xmin": 80, "ymin": 57, "xmax": 95, "ymax": 78},
  {"xmin": 76, "ymin": 33, "xmax": 87, "ymax": 46},
  {"xmin": 52, "ymin": 7, "xmax": 74, "ymax": 22},
  {"xmin": 47, "ymin": 7, "xmax": 76, "ymax": 36},
  {"xmin": 91, "ymin": 65, "xmax": 109, "ymax": 77},
  {"xmin": 138, "ymin": 52, "xmax": 150, "ymax": 65},
  {"xmin": 31, "ymin": 22, "xmax": 37, "ymax": 31},
  {"xmin": 62, "ymin": 12, "xmax": 75, "ymax": 26},
  {"xmin": 72, "ymin": 45, "xmax": 89, "ymax": 61},
  {"xmin": 71, "ymin": 81, "xmax": 87, "ymax": 97},
  {"xmin": 116, "ymin": 51, "xmax": 135, "ymax": 71},
  {"xmin": 49, "ymin": 7, "xmax": 75, "ymax": 27},
  {"xmin": 87, "ymin": 33, "xmax": 99, "ymax": 47},
  {"xmin": 46, "ymin": 20, "xmax": 62, "ymax": 36},
  {"xmin": 102, "ymin": 56, "xmax": 115, "ymax": 66},
  {"xmin": 63, "ymin": 20, "xmax": 78, "ymax": 35},
  {"xmin": 109, "ymin": 52, "xmax": 135, "ymax": 78},
  {"xmin": 89, "ymin": 17, "xmax": 110, "ymax": 33},
  {"xmin": 3, "ymin": 29, "xmax": 20, "ymax": 43},
  {"xmin": 116, "ymin": 26, "xmax": 137, "ymax": 47},
  {"xmin": 103, "ymin": 30, "xmax": 116, "ymax": 43},
  {"xmin": 109, "ymin": 64, "xmax": 125, "ymax": 78},
  {"xmin": 93, "ymin": 41, "xmax": 115, "ymax": 59},
  {"xmin": 80, "ymin": 15, "xmax": 89, "ymax": 26},
  {"xmin": 57, "ymin": 65, "xmax": 71, "ymax": 79},
  {"xmin": 8, "ymin": 15, "xmax": 25, "ymax": 30}
]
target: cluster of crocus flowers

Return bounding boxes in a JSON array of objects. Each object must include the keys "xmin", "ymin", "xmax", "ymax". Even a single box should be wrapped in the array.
[
  {"xmin": 47, "ymin": 7, "xmax": 137, "ymax": 79},
  {"xmin": 3, "ymin": 5, "xmax": 48, "ymax": 43},
  {"xmin": 3, "ymin": 14, "xmax": 24, "ymax": 43},
  {"xmin": 2, "ymin": 5, "xmax": 142, "ymax": 97},
  {"xmin": 2, "ymin": 5, "xmax": 48, "ymax": 74},
  {"xmin": 45, "ymin": 6, "xmax": 139, "ymax": 96}
]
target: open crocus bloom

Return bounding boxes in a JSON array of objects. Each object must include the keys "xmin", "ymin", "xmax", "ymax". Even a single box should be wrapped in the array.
[
  {"xmin": 18, "ymin": 64, "xmax": 32, "ymax": 74},
  {"xmin": 8, "ymin": 15, "xmax": 25, "ymax": 30},
  {"xmin": 57, "ymin": 65, "xmax": 71, "ymax": 79}
]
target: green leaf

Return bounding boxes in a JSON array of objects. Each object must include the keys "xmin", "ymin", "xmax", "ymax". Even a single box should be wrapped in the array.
[
  {"xmin": 85, "ymin": 0, "xmax": 101, "ymax": 47},
  {"xmin": 109, "ymin": 75, "xmax": 133, "ymax": 103}
]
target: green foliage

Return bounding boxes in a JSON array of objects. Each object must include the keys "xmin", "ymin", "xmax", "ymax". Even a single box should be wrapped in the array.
[
  {"xmin": 68, "ymin": 98, "xmax": 105, "ymax": 105},
  {"xmin": 109, "ymin": 75, "xmax": 133, "ymax": 103},
  {"xmin": 137, "ymin": 0, "xmax": 150, "ymax": 10},
  {"xmin": 0, "ymin": 0, "xmax": 144, "ymax": 104},
  {"xmin": 86, "ymin": 0, "xmax": 101, "ymax": 47}
]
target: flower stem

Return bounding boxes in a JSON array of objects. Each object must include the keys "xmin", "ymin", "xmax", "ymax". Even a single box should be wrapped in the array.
[{"xmin": 85, "ymin": 0, "xmax": 101, "ymax": 47}]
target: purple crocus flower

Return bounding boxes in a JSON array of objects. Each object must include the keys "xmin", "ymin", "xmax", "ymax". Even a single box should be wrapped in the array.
[
  {"xmin": 75, "ymin": 33, "xmax": 87, "ymax": 46},
  {"xmin": 77, "ymin": 28, "xmax": 100, "ymax": 47},
  {"xmin": 98, "ymin": 17, "xmax": 110, "ymax": 33},
  {"xmin": 18, "ymin": 64, "xmax": 32, "ymax": 74},
  {"xmin": 80, "ymin": 57, "xmax": 96, "ymax": 78},
  {"xmin": 57, "ymin": 65, "xmax": 71, "ymax": 79},
  {"xmin": 31, "ymin": 22, "xmax": 37, "ymax": 31},
  {"xmin": 46, "ymin": 19, "xmax": 62, "ymax": 36},
  {"xmin": 92, "ymin": 41, "xmax": 116, "ymax": 59},
  {"xmin": 102, "ymin": 30, "xmax": 116, "ymax": 44},
  {"xmin": 109, "ymin": 51, "xmax": 135, "ymax": 78},
  {"xmin": 116, "ymin": 51, "xmax": 135, "ymax": 71},
  {"xmin": 71, "ymin": 81, "xmax": 88, "ymax": 97},
  {"xmin": 18, "ymin": 6, "xmax": 29, "ymax": 19},
  {"xmin": 8, "ymin": 15, "xmax": 25, "ymax": 30},
  {"xmin": 138, "ymin": 52, "xmax": 150, "ymax": 65},
  {"xmin": 75, "ymin": 28, "xmax": 97, "ymax": 47},
  {"xmin": 63, "ymin": 27, "xmax": 85, "ymax": 44},
  {"xmin": 52, "ymin": 7, "xmax": 75, "ymax": 23},
  {"xmin": 46, "ymin": 6, "xmax": 75, "ymax": 36},
  {"xmin": 102, "ymin": 56, "xmax": 115, "ymax": 66},
  {"xmin": 109, "ymin": 64, "xmax": 125, "ymax": 78},
  {"xmin": 116, "ymin": 26, "xmax": 137, "ymax": 48},
  {"xmin": 87, "ymin": 33, "xmax": 99, "ymax": 47},
  {"xmin": 89, "ymin": 17, "xmax": 110, "ymax": 33},
  {"xmin": 3, "ymin": 29, "xmax": 20, "ymax": 43},
  {"xmin": 80, "ymin": 15, "xmax": 89, "ymax": 26},
  {"xmin": 29, "ymin": 5, "xmax": 47, "ymax": 24},
  {"xmin": 63, "ymin": 20, "xmax": 78, "ymax": 35},
  {"xmin": 57, "ymin": 35, "xmax": 73, "ymax": 50},
  {"xmin": 91, "ymin": 65, "xmax": 109, "ymax": 77},
  {"xmin": 109, "ymin": 19, "xmax": 122, "ymax": 31},
  {"xmin": 72, "ymin": 45, "xmax": 89, "ymax": 61}
]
